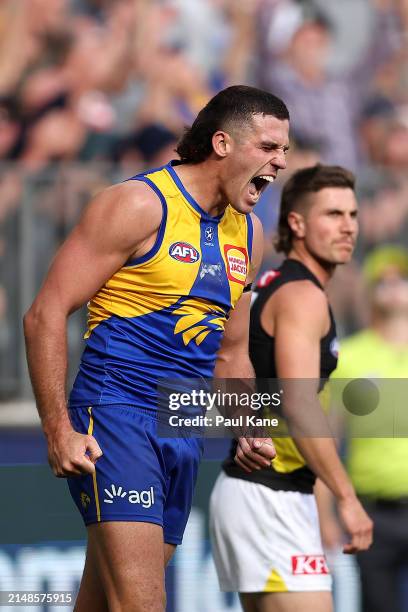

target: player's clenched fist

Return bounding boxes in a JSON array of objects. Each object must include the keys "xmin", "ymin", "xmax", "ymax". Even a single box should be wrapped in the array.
[
  {"xmin": 47, "ymin": 429, "xmax": 103, "ymax": 477},
  {"xmin": 234, "ymin": 437, "xmax": 276, "ymax": 473}
]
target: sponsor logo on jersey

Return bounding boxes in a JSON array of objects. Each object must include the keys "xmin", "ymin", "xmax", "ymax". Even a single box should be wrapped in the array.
[
  {"xmin": 224, "ymin": 245, "xmax": 248, "ymax": 286},
  {"xmin": 103, "ymin": 483, "xmax": 155, "ymax": 509},
  {"xmin": 291, "ymin": 555, "xmax": 330, "ymax": 575},
  {"xmin": 330, "ymin": 337, "xmax": 339, "ymax": 358},
  {"xmin": 169, "ymin": 242, "xmax": 200, "ymax": 263}
]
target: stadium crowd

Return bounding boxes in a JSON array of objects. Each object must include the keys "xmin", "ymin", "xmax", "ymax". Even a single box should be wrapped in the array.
[{"xmin": 0, "ymin": 0, "xmax": 407, "ymax": 383}]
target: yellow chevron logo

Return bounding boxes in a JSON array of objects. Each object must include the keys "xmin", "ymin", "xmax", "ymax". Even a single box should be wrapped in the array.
[{"xmin": 172, "ymin": 298, "xmax": 227, "ymax": 346}]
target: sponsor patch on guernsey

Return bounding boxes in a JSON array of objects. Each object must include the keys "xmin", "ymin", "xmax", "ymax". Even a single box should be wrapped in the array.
[
  {"xmin": 224, "ymin": 245, "xmax": 248, "ymax": 285},
  {"xmin": 169, "ymin": 242, "xmax": 200, "ymax": 263},
  {"xmin": 291, "ymin": 555, "xmax": 330, "ymax": 575}
]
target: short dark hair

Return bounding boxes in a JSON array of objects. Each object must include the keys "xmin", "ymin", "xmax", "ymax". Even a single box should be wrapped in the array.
[
  {"xmin": 175, "ymin": 85, "xmax": 289, "ymax": 164},
  {"xmin": 275, "ymin": 164, "xmax": 356, "ymax": 255}
]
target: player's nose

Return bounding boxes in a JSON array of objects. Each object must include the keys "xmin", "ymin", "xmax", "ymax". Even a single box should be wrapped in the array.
[
  {"xmin": 272, "ymin": 150, "xmax": 287, "ymax": 170},
  {"xmin": 341, "ymin": 214, "xmax": 357, "ymax": 233}
]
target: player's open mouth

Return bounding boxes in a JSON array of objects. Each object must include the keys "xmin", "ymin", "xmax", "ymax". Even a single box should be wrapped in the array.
[{"xmin": 248, "ymin": 175, "xmax": 275, "ymax": 202}]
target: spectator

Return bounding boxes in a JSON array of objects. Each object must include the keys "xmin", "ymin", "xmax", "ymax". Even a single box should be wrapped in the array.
[{"xmin": 256, "ymin": 0, "xmax": 406, "ymax": 169}]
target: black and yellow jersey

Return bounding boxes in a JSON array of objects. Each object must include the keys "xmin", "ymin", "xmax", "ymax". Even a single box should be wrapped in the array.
[
  {"xmin": 223, "ymin": 259, "xmax": 338, "ymax": 493},
  {"xmin": 69, "ymin": 161, "xmax": 253, "ymax": 409}
]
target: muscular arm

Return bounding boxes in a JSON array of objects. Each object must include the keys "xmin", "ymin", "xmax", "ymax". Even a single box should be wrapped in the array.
[
  {"xmin": 273, "ymin": 281, "xmax": 372, "ymax": 553},
  {"xmin": 24, "ymin": 180, "xmax": 162, "ymax": 476},
  {"xmin": 214, "ymin": 214, "xmax": 276, "ymax": 470}
]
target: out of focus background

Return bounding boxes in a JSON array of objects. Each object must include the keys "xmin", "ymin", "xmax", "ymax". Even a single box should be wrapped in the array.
[{"xmin": 0, "ymin": 0, "xmax": 407, "ymax": 610}]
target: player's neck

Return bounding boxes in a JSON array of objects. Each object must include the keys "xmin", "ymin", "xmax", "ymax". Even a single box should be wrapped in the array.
[
  {"xmin": 287, "ymin": 247, "xmax": 335, "ymax": 288},
  {"xmin": 172, "ymin": 161, "xmax": 228, "ymax": 217}
]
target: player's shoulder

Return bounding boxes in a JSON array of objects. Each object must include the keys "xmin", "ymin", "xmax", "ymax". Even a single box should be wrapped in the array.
[
  {"xmin": 273, "ymin": 278, "xmax": 328, "ymax": 324},
  {"xmin": 97, "ymin": 179, "xmax": 162, "ymax": 214},
  {"xmin": 275, "ymin": 277, "xmax": 326, "ymax": 304},
  {"xmin": 81, "ymin": 179, "xmax": 163, "ymax": 231}
]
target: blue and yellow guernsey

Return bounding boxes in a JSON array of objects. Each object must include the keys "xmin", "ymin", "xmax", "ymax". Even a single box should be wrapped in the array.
[{"xmin": 69, "ymin": 161, "xmax": 253, "ymax": 409}]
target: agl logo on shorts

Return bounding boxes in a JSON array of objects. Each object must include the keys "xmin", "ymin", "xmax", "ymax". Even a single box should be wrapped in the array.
[
  {"xmin": 103, "ymin": 484, "xmax": 155, "ymax": 508},
  {"xmin": 169, "ymin": 242, "xmax": 200, "ymax": 263},
  {"xmin": 291, "ymin": 555, "xmax": 330, "ymax": 575}
]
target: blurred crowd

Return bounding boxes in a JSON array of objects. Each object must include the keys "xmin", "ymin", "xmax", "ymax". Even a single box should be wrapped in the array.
[{"xmin": 0, "ymin": 0, "xmax": 408, "ymax": 396}]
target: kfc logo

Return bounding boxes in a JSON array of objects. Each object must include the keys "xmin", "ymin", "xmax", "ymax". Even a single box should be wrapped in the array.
[{"xmin": 291, "ymin": 555, "xmax": 330, "ymax": 575}]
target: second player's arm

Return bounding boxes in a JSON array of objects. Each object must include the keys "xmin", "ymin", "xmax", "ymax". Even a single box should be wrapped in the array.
[
  {"xmin": 23, "ymin": 181, "xmax": 163, "ymax": 477},
  {"xmin": 214, "ymin": 214, "xmax": 276, "ymax": 470},
  {"xmin": 273, "ymin": 281, "xmax": 373, "ymax": 553}
]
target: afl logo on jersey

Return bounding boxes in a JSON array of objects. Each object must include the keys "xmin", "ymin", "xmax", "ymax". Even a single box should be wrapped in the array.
[
  {"xmin": 330, "ymin": 338, "xmax": 339, "ymax": 358},
  {"xmin": 169, "ymin": 242, "xmax": 200, "ymax": 263},
  {"xmin": 224, "ymin": 245, "xmax": 248, "ymax": 286}
]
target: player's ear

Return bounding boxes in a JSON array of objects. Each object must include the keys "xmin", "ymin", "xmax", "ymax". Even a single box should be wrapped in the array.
[
  {"xmin": 212, "ymin": 131, "xmax": 232, "ymax": 158},
  {"xmin": 287, "ymin": 211, "xmax": 306, "ymax": 239}
]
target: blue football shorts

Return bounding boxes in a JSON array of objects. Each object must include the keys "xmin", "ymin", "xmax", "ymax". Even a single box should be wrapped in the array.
[{"xmin": 67, "ymin": 404, "xmax": 204, "ymax": 545}]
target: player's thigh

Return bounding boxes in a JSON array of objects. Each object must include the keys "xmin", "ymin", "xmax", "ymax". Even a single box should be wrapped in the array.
[
  {"xmin": 88, "ymin": 521, "xmax": 166, "ymax": 610},
  {"xmin": 242, "ymin": 591, "xmax": 333, "ymax": 612}
]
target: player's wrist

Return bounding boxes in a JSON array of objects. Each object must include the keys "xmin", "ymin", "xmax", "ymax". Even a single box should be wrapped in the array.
[
  {"xmin": 43, "ymin": 415, "xmax": 74, "ymax": 441},
  {"xmin": 335, "ymin": 486, "xmax": 357, "ymax": 504}
]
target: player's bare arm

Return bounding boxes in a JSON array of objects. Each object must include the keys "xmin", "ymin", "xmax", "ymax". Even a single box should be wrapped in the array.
[
  {"xmin": 272, "ymin": 280, "xmax": 373, "ymax": 553},
  {"xmin": 214, "ymin": 214, "xmax": 276, "ymax": 471},
  {"xmin": 23, "ymin": 180, "xmax": 163, "ymax": 478}
]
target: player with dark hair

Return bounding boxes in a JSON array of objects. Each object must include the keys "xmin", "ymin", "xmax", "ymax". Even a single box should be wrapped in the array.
[
  {"xmin": 23, "ymin": 85, "xmax": 289, "ymax": 611},
  {"xmin": 210, "ymin": 164, "xmax": 373, "ymax": 612},
  {"xmin": 275, "ymin": 165, "xmax": 356, "ymax": 255},
  {"xmin": 176, "ymin": 85, "xmax": 290, "ymax": 164}
]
